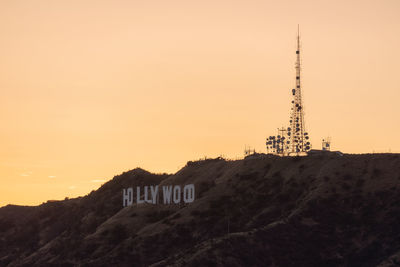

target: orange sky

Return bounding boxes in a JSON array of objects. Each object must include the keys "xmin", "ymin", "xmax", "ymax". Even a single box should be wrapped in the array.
[{"xmin": 1, "ymin": 0, "xmax": 399, "ymax": 206}]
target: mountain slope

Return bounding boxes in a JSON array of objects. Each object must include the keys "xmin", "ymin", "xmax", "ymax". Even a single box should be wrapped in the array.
[{"xmin": 1, "ymin": 153, "xmax": 400, "ymax": 266}]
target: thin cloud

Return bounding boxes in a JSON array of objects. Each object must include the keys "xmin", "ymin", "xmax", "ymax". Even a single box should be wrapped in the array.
[
  {"xmin": 90, "ymin": 179, "xmax": 106, "ymax": 183},
  {"xmin": 68, "ymin": 186, "xmax": 76, "ymax": 190},
  {"xmin": 20, "ymin": 171, "xmax": 32, "ymax": 177},
  {"xmin": 48, "ymin": 175, "xmax": 56, "ymax": 178}
]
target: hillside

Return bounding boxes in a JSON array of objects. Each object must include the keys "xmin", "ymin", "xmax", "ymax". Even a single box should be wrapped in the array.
[{"xmin": 1, "ymin": 153, "xmax": 400, "ymax": 266}]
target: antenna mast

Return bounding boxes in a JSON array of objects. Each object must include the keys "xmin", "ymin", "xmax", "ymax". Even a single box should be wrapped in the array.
[
  {"xmin": 287, "ymin": 25, "xmax": 310, "ymax": 155},
  {"xmin": 266, "ymin": 26, "xmax": 311, "ymax": 156}
]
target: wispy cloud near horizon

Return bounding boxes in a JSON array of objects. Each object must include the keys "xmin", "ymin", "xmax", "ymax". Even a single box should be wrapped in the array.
[{"xmin": 90, "ymin": 179, "xmax": 106, "ymax": 183}]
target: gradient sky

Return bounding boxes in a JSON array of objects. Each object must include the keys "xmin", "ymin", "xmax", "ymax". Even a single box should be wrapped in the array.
[{"xmin": 1, "ymin": 0, "xmax": 399, "ymax": 206}]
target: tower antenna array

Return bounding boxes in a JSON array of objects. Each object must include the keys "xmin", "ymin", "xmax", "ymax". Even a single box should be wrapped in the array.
[{"xmin": 266, "ymin": 26, "xmax": 311, "ymax": 156}]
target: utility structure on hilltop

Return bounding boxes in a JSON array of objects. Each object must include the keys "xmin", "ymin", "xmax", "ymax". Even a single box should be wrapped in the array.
[
  {"xmin": 322, "ymin": 137, "xmax": 331, "ymax": 151},
  {"xmin": 266, "ymin": 26, "xmax": 311, "ymax": 156}
]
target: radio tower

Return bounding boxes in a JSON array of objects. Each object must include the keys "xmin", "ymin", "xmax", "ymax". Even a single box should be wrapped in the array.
[
  {"xmin": 266, "ymin": 26, "xmax": 311, "ymax": 156},
  {"xmin": 287, "ymin": 25, "xmax": 311, "ymax": 154}
]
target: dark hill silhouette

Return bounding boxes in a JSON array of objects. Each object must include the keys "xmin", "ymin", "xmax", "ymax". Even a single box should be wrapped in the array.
[{"xmin": 1, "ymin": 154, "xmax": 400, "ymax": 266}]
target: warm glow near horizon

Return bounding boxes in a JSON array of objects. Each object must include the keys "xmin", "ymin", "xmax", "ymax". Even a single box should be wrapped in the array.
[{"xmin": 1, "ymin": 0, "xmax": 399, "ymax": 206}]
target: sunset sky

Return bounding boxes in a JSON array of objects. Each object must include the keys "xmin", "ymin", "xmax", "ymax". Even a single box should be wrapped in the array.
[{"xmin": 1, "ymin": 0, "xmax": 399, "ymax": 206}]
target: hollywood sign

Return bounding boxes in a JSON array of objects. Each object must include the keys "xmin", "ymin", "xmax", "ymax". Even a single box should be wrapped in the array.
[{"xmin": 123, "ymin": 184, "xmax": 195, "ymax": 207}]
